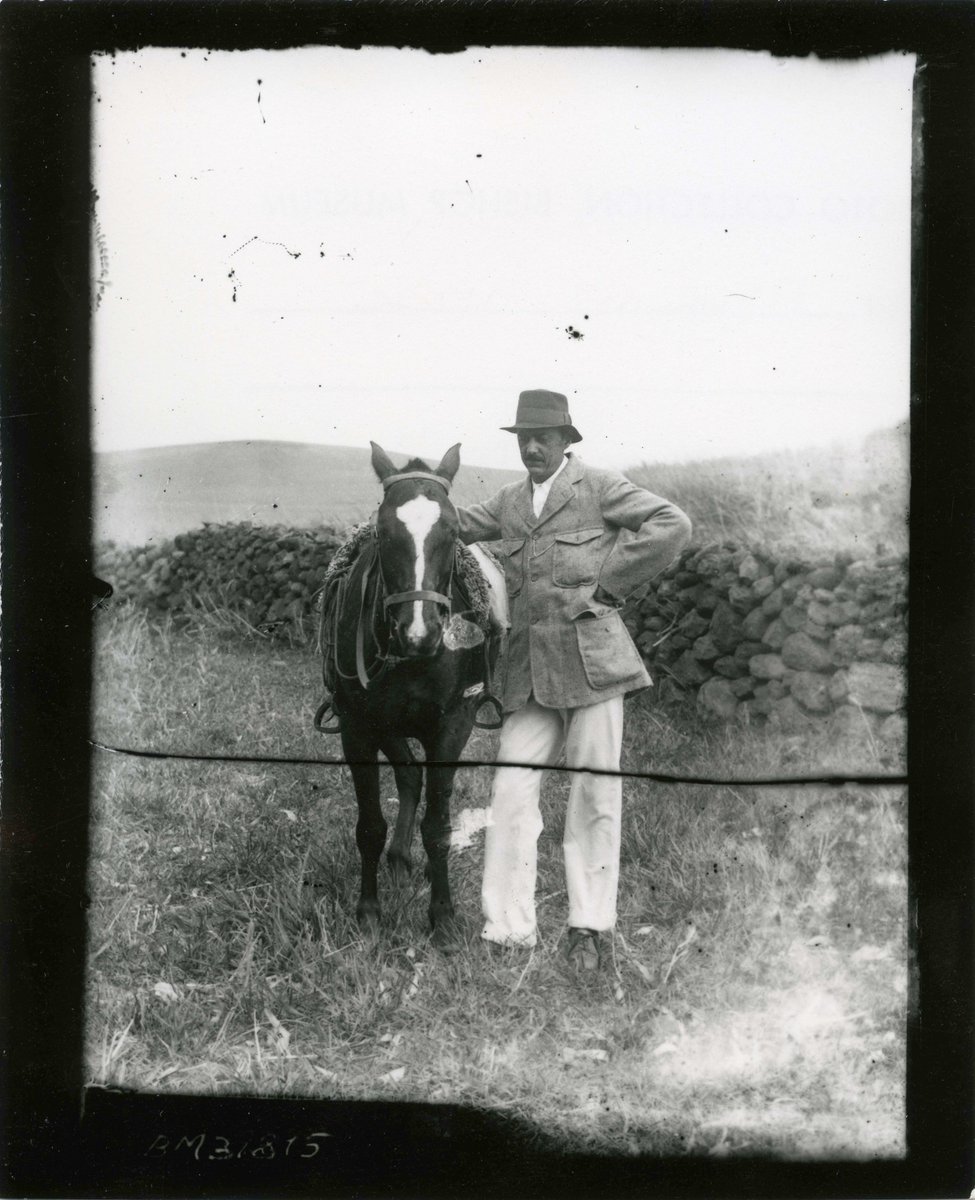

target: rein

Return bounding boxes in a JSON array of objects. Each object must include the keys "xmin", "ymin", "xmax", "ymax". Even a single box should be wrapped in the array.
[
  {"xmin": 322, "ymin": 540, "xmax": 392, "ymax": 693},
  {"xmin": 355, "ymin": 544, "xmax": 388, "ymax": 689},
  {"xmin": 383, "ymin": 587, "xmax": 453, "ymax": 608}
]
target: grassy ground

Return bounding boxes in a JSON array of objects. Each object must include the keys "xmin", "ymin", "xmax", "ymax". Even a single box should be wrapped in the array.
[{"xmin": 87, "ymin": 607, "xmax": 906, "ymax": 1159}]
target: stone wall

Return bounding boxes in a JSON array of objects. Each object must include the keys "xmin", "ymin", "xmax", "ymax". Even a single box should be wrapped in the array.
[
  {"xmin": 96, "ymin": 526, "xmax": 907, "ymax": 734},
  {"xmin": 95, "ymin": 523, "xmax": 342, "ymax": 631},
  {"xmin": 622, "ymin": 543, "xmax": 907, "ymax": 737}
]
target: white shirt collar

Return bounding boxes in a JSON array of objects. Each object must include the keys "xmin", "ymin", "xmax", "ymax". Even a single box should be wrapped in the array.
[{"xmin": 531, "ymin": 453, "xmax": 569, "ymax": 516}]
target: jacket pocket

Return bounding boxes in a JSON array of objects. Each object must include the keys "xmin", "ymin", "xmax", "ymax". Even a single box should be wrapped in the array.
[
  {"xmin": 499, "ymin": 537, "xmax": 526, "ymax": 597},
  {"xmin": 574, "ymin": 610, "xmax": 644, "ymax": 689},
  {"xmin": 552, "ymin": 527, "xmax": 602, "ymax": 588}
]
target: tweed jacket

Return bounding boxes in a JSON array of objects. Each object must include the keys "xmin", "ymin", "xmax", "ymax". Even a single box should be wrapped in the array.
[{"xmin": 457, "ymin": 454, "xmax": 692, "ymax": 712}]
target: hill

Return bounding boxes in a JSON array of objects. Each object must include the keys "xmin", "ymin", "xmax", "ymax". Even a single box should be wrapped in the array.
[
  {"xmin": 94, "ymin": 441, "xmax": 523, "ymax": 546},
  {"xmin": 94, "ymin": 423, "xmax": 909, "ymax": 557}
]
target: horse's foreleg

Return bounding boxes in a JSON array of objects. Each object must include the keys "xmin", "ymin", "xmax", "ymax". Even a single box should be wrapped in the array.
[
  {"xmin": 421, "ymin": 715, "xmax": 477, "ymax": 941},
  {"xmin": 344, "ymin": 728, "xmax": 385, "ymax": 930},
  {"xmin": 421, "ymin": 761, "xmax": 457, "ymax": 937},
  {"xmin": 381, "ymin": 738, "xmax": 422, "ymax": 884}
]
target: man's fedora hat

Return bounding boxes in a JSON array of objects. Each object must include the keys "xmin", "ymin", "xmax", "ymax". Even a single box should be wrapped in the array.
[{"xmin": 501, "ymin": 389, "xmax": 582, "ymax": 443}]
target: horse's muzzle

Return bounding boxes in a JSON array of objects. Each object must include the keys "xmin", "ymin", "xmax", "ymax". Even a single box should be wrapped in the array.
[
  {"xmin": 390, "ymin": 605, "xmax": 445, "ymax": 658},
  {"xmin": 396, "ymin": 635, "xmax": 444, "ymax": 659}
]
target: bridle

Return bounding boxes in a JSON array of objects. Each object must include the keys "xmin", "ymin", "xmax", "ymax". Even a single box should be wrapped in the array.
[
  {"xmin": 378, "ymin": 471, "xmax": 455, "ymax": 614},
  {"xmin": 314, "ymin": 465, "xmax": 505, "ymax": 729},
  {"xmin": 326, "ymin": 471, "xmax": 459, "ymax": 692}
]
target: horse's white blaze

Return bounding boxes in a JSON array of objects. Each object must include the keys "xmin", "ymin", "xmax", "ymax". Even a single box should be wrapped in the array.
[{"xmin": 395, "ymin": 495, "xmax": 441, "ymax": 644}]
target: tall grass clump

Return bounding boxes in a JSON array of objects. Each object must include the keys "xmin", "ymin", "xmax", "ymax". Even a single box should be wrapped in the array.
[{"xmin": 627, "ymin": 425, "xmax": 908, "ymax": 559}]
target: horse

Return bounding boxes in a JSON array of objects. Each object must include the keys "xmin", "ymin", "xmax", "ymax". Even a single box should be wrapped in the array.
[{"xmin": 317, "ymin": 441, "xmax": 506, "ymax": 944}]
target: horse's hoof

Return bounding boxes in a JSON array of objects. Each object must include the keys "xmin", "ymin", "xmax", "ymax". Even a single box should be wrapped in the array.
[
  {"xmin": 430, "ymin": 913, "xmax": 461, "ymax": 954},
  {"xmin": 356, "ymin": 905, "xmax": 381, "ymax": 934}
]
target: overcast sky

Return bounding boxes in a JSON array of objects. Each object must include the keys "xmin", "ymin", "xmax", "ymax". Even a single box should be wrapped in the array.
[{"xmin": 92, "ymin": 47, "xmax": 914, "ymax": 471}]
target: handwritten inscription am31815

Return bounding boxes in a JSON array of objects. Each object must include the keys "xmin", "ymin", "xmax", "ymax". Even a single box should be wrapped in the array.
[{"xmin": 145, "ymin": 1131, "xmax": 331, "ymax": 1161}]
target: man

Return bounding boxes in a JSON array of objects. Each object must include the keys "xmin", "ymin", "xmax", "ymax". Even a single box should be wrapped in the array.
[{"xmin": 457, "ymin": 389, "xmax": 692, "ymax": 970}]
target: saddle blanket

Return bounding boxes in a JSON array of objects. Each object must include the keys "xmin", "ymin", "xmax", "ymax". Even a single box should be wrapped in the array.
[{"xmin": 466, "ymin": 542, "xmax": 508, "ymax": 630}]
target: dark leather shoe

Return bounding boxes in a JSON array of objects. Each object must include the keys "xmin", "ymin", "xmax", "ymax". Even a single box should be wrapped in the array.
[{"xmin": 566, "ymin": 927, "xmax": 600, "ymax": 972}]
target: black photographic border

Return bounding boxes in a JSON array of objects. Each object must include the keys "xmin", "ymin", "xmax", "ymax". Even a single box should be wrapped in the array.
[{"xmin": 1, "ymin": 3, "xmax": 972, "ymax": 1195}]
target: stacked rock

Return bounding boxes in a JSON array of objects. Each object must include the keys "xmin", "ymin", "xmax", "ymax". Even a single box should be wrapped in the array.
[
  {"xmin": 95, "ymin": 523, "xmax": 343, "ymax": 631},
  {"xmin": 97, "ymin": 526, "xmax": 908, "ymax": 736},
  {"xmin": 623, "ymin": 543, "xmax": 907, "ymax": 737}
]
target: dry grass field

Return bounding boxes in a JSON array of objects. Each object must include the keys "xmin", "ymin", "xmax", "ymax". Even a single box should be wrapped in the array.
[{"xmin": 87, "ymin": 606, "xmax": 906, "ymax": 1159}]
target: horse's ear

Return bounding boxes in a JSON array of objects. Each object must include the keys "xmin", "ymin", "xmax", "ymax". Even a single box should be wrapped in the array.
[
  {"xmin": 370, "ymin": 441, "xmax": 398, "ymax": 482},
  {"xmin": 435, "ymin": 443, "xmax": 461, "ymax": 483}
]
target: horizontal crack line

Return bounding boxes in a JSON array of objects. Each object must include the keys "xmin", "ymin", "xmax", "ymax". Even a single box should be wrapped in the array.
[{"xmin": 89, "ymin": 740, "xmax": 907, "ymax": 788}]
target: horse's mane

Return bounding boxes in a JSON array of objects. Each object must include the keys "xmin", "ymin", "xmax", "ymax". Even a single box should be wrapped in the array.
[{"xmin": 401, "ymin": 456, "xmax": 433, "ymax": 473}]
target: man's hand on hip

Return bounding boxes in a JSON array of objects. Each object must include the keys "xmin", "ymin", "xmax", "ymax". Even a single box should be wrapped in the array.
[
  {"xmin": 568, "ymin": 586, "xmax": 621, "ymax": 621},
  {"xmin": 592, "ymin": 585, "xmax": 620, "ymax": 608}
]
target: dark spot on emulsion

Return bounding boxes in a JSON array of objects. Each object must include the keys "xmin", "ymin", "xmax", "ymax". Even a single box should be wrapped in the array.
[{"xmin": 564, "ymin": 325, "xmax": 584, "ymax": 340}]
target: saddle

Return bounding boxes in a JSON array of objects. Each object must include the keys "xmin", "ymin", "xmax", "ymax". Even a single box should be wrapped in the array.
[{"xmin": 314, "ymin": 528, "xmax": 504, "ymax": 734}]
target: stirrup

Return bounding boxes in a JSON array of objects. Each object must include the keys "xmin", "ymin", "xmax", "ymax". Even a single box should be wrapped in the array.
[
  {"xmin": 313, "ymin": 696, "xmax": 342, "ymax": 735},
  {"xmin": 473, "ymin": 694, "xmax": 504, "ymax": 730}
]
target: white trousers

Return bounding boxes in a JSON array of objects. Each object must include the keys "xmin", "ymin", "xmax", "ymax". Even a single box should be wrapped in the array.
[{"xmin": 481, "ymin": 694, "xmax": 624, "ymax": 947}]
